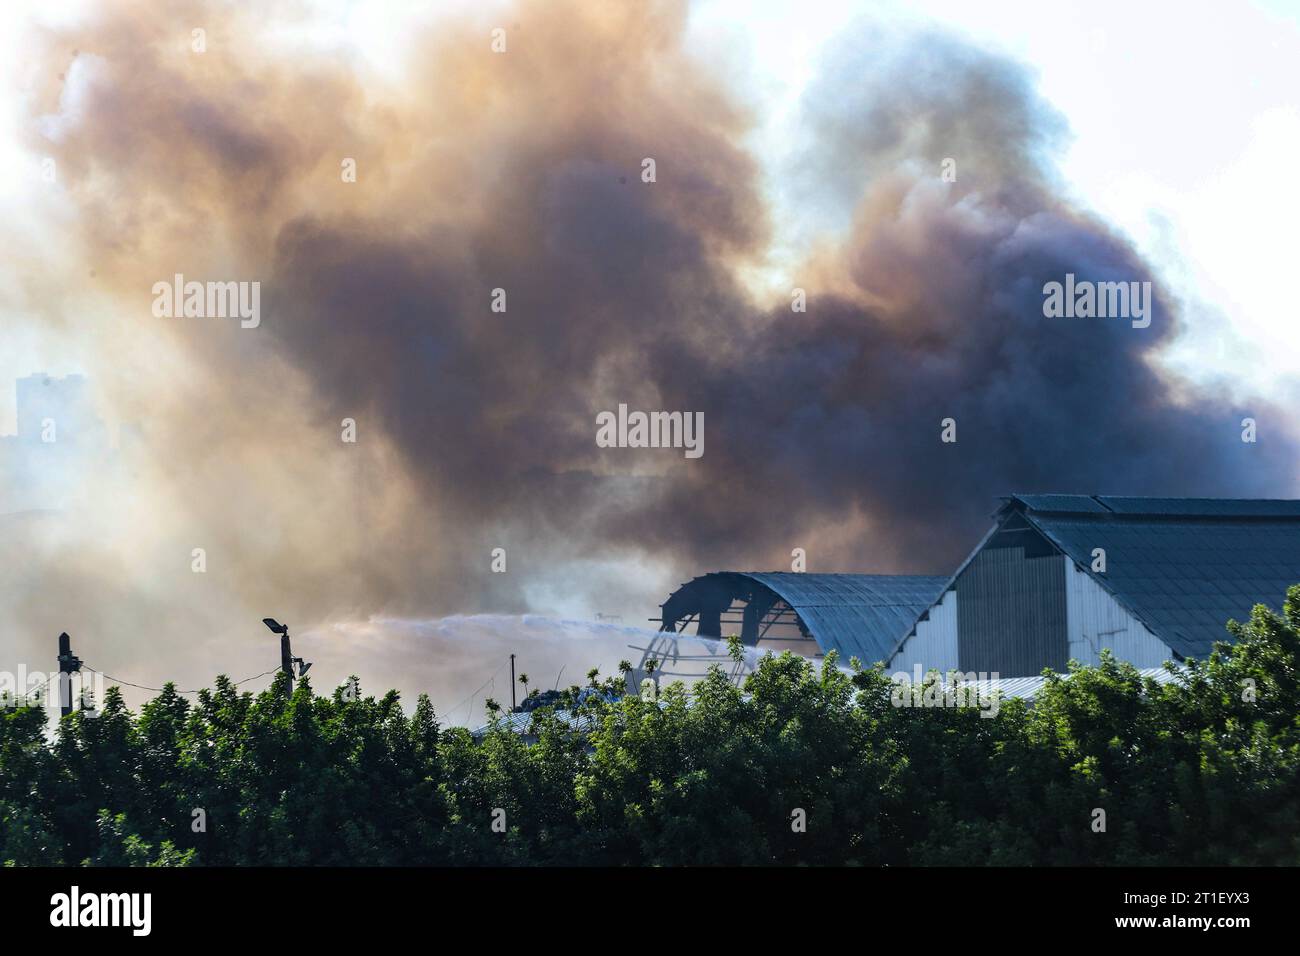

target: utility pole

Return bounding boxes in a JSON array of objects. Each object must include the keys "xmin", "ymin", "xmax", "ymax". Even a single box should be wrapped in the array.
[
  {"xmin": 263, "ymin": 618, "xmax": 302, "ymax": 696},
  {"xmin": 509, "ymin": 653, "xmax": 516, "ymax": 711},
  {"xmin": 56, "ymin": 632, "xmax": 82, "ymax": 719},
  {"xmin": 280, "ymin": 631, "xmax": 295, "ymax": 695}
]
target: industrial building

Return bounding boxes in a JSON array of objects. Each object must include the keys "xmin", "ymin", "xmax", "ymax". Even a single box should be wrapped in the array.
[{"xmin": 656, "ymin": 495, "xmax": 1300, "ymax": 679}]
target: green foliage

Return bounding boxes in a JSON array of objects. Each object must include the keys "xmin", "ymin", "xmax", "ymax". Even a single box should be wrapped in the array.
[{"xmin": 3, "ymin": 587, "xmax": 1300, "ymax": 866}]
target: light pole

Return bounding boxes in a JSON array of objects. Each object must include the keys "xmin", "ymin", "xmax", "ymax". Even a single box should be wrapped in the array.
[
  {"xmin": 263, "ymin": 618, "xmax": 311, "ymax": 695},
  {"xmin": 56, "ymin": 632, "xmax": 82, "ymax": 719}
]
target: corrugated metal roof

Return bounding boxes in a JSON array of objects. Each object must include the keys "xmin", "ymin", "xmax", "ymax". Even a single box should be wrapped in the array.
[
  {"xmin": 954, "ymin": 665, "xmax": 1185, "ymax": 701},
  {"xmin": 1009, "ymin": 494, "xmax": 1112, "ymax": 514},
  {"xmin": 471, "ymin": 709, "xmax": 598, "ymax": 738},
  {"xmin": 1006, "ymin": 495, "xmax": 1300, "ymax": 660},
  {"xmin": 742, "ymin": 572, "xmax": 948, "ymax": 666},
  {"xmin": 1095, "ymin": 497, "xmax": 1300, "ymax": 517},
  {"xmin": 1009, "ymin": 493, "xmax": 1300, "ymax": 518}
]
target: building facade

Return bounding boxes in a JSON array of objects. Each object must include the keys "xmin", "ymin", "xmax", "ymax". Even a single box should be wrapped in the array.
[{"xmin": 888, "ymin": 494, "xmax": 1300, "ymax": 677}]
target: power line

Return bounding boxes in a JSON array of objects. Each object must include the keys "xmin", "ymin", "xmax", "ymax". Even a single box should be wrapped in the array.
[
  {"xmin": 6, "ymin": 669, "xmax": 60, "ymax": 706},
  {"xmin": 446, "ymin": 661, "xmax": 509, "ymax": 725},
  {"xmin": 80, "ymin": 664, "xmax": 281, "ymax": 697}
]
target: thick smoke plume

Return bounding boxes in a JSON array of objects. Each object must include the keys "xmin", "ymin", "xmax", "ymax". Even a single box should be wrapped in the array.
[{"xmin": 2, "ymin": 0, "xmax": 1294, "ymax": 708}]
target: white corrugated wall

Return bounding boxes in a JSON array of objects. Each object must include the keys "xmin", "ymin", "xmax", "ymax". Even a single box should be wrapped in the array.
[
  {"xmin": 887, "ymin": 588, "xmax": 959, "ymax": 674},
  {"xmin": 1064, "ymin": 558, "xmax": 1173, "ymax": 668}
]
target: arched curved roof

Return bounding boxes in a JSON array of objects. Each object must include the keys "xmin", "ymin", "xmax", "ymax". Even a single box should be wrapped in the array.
[{"xmin": 659, "ymin": 571, "xmax": 947, "ymax": 667}]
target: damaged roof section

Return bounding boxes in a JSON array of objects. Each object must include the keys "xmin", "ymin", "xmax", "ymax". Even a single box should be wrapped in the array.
[{"xmin": 658, "ymin": 571, "xmax": 947, "ymax": 666}]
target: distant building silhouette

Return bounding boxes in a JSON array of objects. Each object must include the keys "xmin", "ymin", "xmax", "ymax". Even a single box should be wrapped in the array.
[
  {"xmin": 0, "ymin": 374, "xmax": 111, "ymax": 513},
  {"xmin": 14, "ymin": 374, "xmax": 98, "ymax": 446}
]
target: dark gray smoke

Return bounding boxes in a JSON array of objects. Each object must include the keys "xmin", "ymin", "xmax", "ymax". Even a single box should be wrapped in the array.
[{"xmin": 9, "ymin": 0, "xmax": 1296, "ymax": 647}]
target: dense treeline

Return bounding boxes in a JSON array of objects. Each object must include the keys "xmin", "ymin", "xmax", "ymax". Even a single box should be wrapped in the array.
[{"xmin": 3, "ymin": 586, "xmax": 1299, "ymax": 866}]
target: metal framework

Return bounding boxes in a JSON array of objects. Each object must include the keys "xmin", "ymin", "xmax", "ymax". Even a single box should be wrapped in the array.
[{"xmin": 652, "ymin": 570, "xmax": 948, "ymax": 669}]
